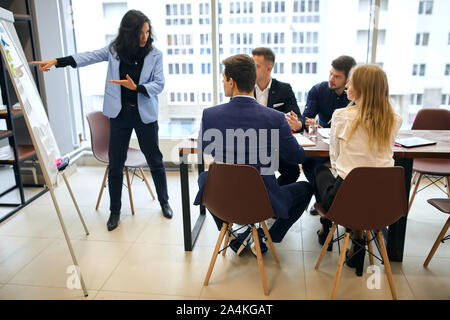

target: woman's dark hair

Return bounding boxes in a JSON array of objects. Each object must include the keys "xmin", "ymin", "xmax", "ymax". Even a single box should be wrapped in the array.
[{"xmin": 110, "ymin": 10, "xmax": 154, "ymax": 64}]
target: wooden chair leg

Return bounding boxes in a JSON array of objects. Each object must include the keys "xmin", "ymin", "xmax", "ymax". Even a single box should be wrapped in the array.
[
  {"xmin": 222, "ymin": 223, "xmax": 233, "ymax": 256},
  {"xmin": 331, "ymin": 232, "xmax": 350, "ymax": 300},
  {"xmin": 424, "ymin": 217, "xmax": 450, "ymax": 267},
  {"xmin": 446, "ymin": 176, "xmax": 450, "ymax": 197},
  {"xmin": 139, "ymin": 168, "xmax": 156, "ymax": 200},
  {"xmin": 377, "ymin": 231, "xmax": 398, "ymax": 300},
  {"xmin": 125, "ymin": 167, "xmax": 135, "ymax": 215},
  {"xmin": 96, "ymin": 166, "xmax": 109, "ymax": 210},
  {"xmin": 408, "ymin": 173, "xmax": 423, "ymax": 213},
  {"xmin": 204, "ymin": 223, "xmax": 227, "ymax": 286},
  {"xmin": 252, "ymin": 225, "xmax": 269, "ymax": 296},
  {"xmin": 261, "ymin": 221, "xmax": 279, "ymax": 264},
  {"xmin": 315, "ymin": 223, "xmax": 337, "ymax": 270},
  {"xmin": 366, "ymin": 230, "xmax": 374, "ymax": 266},
  {"xmin": 411, "ymin": 172, "xmax": 418, "ymax": 186}
]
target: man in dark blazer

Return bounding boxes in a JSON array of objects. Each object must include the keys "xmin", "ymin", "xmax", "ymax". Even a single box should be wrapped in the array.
[
  {"xmin": 252, "ymin": 48, "xmax": 306, "ymax": 186},
  {"xmin": 194, "ymin": 54, "xmax": 313, "ymax": 256}
]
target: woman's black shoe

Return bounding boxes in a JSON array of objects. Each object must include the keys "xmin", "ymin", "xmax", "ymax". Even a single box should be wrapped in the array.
[
  {"xmin": 317, "ymin": 228, "xmax": 333, "ymax": 251},
  {"xmin": 345, "ymin": 239, "xmax": 365, "ymax": 276}
]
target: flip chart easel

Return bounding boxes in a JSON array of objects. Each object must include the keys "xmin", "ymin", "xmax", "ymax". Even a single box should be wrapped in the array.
[{"xmin": 0, "ymin": 8, "xmax": 89, "ymax": 297}]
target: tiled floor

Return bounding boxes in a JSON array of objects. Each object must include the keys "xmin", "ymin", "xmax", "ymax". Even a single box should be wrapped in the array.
[{"xmin": 0, "ymin": 166, "xmax": 449, "ymax": 300}]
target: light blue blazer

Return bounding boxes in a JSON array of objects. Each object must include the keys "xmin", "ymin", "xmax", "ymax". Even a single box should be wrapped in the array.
[{"xmin": 72, "ymin": 45, "xmax": 165, "ymax": 124}]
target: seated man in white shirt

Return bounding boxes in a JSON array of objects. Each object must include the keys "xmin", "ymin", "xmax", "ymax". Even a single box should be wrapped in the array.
[{"xmin": 252, "ymin": 47, "xmax": 306, "ymax": 186}]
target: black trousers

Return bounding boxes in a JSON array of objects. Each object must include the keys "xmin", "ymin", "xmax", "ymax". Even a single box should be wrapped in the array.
[
  {"xmin": 277, "ymin": 156, "xmax": 300, "ymax": 186},
  {"xmin": 302, "ymin": 156, "xmax": 330, "ymax": 186},
  {"xmin": 314, "ymin": 165, "xmax": 343, "ymax": 228},
  {"xmin": 200, "ymin": 169, "xmax": 314, "ymax": 243},
  {"xmin": 108, "ymin": 106, "xmax": 169, "ymax": 214}
]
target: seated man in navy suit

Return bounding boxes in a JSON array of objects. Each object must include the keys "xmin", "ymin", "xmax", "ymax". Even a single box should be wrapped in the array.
[{"xmin": 194, "ymin": 54, "xmax": 313, "ymax": 256}]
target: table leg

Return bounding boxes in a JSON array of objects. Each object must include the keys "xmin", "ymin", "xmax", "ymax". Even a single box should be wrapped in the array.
[
  {"xmin": 180, "ymin": 160, "xmax": 193, "ymax": 251},
  {"xmin": 180, "ymin": 154, "xmax": 207, "ymax": 252},
  {"xmin": 387, "ymin": 158, "xmax": 413, "ymax": 262}
]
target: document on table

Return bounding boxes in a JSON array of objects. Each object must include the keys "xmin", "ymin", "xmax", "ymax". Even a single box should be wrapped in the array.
[
  {"xmin": 293, "ymin": 134, "xmax": 316, "ymax": 146},
  {"xmin": 318, "ymin": 128, "xmax": 331, "ymax": 138}
]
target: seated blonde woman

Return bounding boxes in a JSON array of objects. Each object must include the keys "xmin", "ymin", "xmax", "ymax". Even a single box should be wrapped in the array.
[{"xmin": 314, "ymin": 64, "xmax": 402, "ymax": 276}]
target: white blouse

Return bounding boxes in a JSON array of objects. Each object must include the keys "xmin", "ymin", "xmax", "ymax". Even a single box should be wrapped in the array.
[{"xmin": 329, "ymin": 107, "xmax": 402, "ymax": 179}]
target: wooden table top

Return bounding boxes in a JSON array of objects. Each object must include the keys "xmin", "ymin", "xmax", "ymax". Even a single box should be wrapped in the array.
[{"xmin": 179, "ymin": 130, "xmax": 450, "ymax": 159}]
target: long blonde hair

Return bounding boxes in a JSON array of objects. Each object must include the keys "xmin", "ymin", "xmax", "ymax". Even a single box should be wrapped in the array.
[{"xmin": 346, "ymin": 65, "xmax": 396, "ymax": 152}]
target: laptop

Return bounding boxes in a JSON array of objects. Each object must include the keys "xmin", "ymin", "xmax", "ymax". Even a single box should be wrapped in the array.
[{"xmin": 395, "ymin": 137, "xmax": 437, "ymax": 148}]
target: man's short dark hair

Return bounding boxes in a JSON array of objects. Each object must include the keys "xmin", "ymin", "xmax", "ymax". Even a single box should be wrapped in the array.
[
  {"xmin": 331, "ymin": 55, "xmax": 357, "ymax": 79},
  {"xmin": 251, "ymin": 47, "xmax": 275, "ymax": 65},
  {"xmin": 222, "ymin": 54, "xmax": 256, "ymax": 93}
]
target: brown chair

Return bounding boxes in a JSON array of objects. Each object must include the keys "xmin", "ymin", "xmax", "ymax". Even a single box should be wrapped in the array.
[
  {"xmin": 202, "ymin": 163, "xmax": 280, "ymax": 296},
  {"xmin": 86, "ymin": 111, "xmax": 156, "ymax": 215},
  {"xmin": 423, "ymin": 198, "xmax": 450, "ymax": 267},
  {"xmin": 314, "ymin": 167, "xmax": 407, "ymax": 300},
  {"xmin": 408, "ymin": 109, "xmax": 450, "ymax": 213}
]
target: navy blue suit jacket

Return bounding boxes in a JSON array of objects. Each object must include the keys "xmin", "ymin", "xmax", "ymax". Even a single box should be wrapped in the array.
[{"xmin": 193, "ymin": 96, "xmax": 306, "ymax": 219}]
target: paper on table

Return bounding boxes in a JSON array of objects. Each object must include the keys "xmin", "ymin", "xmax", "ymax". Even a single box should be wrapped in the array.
[
  {"xmin": 322, "ymin": 138, "xmax": 330, "ymax": 144},
  {"xmin": 293, "ymin": 133, "xmax": 316, "ymax": 146},
  {"xmin": 318, "ymin": 128, "xmax": 331, "ymax": 138}
]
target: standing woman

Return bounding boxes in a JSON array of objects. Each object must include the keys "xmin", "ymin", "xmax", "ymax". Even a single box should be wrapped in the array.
[
  {"xmin": 314, "ymin": 64, "xmax": 402, "ymax": 276},
  {"xmin": 32, "ymin": 10, "xmax": 173, "ymax": 231}
]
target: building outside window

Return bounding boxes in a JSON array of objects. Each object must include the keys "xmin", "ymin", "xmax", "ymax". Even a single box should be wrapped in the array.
[{"xmin": 71, "ymin": 0, "xmax": 450, "ymax": 150}]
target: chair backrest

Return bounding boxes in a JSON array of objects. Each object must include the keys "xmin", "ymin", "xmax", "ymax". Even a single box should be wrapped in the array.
[
  {"xmin": 325, "ymin": 167, "xmax": 407, "ymax": 231},
  {"xmin": 412, "ymin": 108, "xmax": 450, "ymax": 130},
  {"xmin": 202, "ymin": 163, "xmax": 275, "ymax": 225},
  {"xmin": 86, "ymin": 111, "xmax": 110, "ymax": 163}
]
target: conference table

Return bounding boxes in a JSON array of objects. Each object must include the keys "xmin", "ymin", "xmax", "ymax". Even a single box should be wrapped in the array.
[{"xmin": 178, "ymin": 130, "xmax": 450, "ymax": 262}]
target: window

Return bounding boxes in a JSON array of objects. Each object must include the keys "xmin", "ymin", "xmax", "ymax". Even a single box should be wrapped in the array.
[
  {"xmin": 166, "ymin": 3, "xmax": 193, "ymax": 25},
  {"xmin": 445, "ymin": 64, "xmax": 450, "ymax": 76},
  {"xmin": 418, "ymin": 0, "xmax": 433, "ymax": 15},
  {"xmin": 415, "ymin": 32, "xmax": 430, "ymax": 46},
  {"xmin": 72, "ymin": 0, "xmax": 448, "ymax": 142},
  {"xmin": 273, "ymin": 62, "xmax": 284, "ymax": 74},
  {"xmin": 441, "ymin": 94, "xmax": 450, "ymax": 106},
  {"xmin": 230, "ymin": 1, "xmax": 253, "ymax": 24},
  {"xmin": 261, "ymin": 1, "xmax": 286, "ymax": 23},
  {"xmin": 412, "ymin": 64, "xmax": 426, "ymax": 76},
  {"xmin": 410, "ymin": 93, "xmax": 423, "ymax": 105},
  {"xmin": 201, "ymin": 63, "xmax": 211, "ymax": 74},
  {"xmin": 169, "ymin": 91, "xmax": 196, "ymax": 104},
  {"xmin": 168, "ymin": 63, "xmax": 194, "ymax": 75},
  {"xmin": 293, "ymin": 0, "xmax": 320, "ymax": 23},
  {"xmin": 291, "ymin": 62, "xmax": 316, "ymax": 74}
]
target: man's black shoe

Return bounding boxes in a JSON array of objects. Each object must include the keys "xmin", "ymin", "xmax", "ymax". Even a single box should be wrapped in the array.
[
  {"xmin": 309, "ymin": 204, "xmax": 319, "ymax": 216},
  {"xmin": 229, "ymin": 227, "xmax": 252, "ymax": 256},
  {"xmin": 107, "ymin": 212, "xmax": 120, "ymax": 231},
  {"xmin": 250, "ymin": 227, "xmax": 268, "ymax": 257},
  {"xmin": 317, "ymin": 227, "xmax": 333, "ymax": 251},
  {"xmin": 161, "ymin": 203, "xmax": 173, "ymax": 219}
]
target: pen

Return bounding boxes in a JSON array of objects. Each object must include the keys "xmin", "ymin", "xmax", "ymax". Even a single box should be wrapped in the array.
[{"xmin": 305, "ymin": 117, "xmax": 324, "ymax": 128}]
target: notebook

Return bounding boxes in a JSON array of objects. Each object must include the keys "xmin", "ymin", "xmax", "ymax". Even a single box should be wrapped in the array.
[
  {"xmin": 395, "ymin": 137, "xmax": 437, "ymax": 148},
  {"xmin": 293, "ymin": 134, "xmax": 316, "ymax": 147}
]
